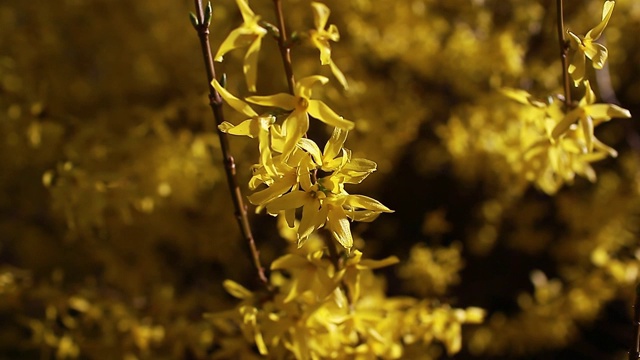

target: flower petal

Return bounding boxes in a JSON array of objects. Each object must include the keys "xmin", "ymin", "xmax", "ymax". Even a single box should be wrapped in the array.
[
  {"xmin": 357, "ymin": 256, "xmax": 399, "ymax": 270},
  {"xmin": 568, "ymin": 45, "xmax": 586, "ymax": 86},
  {"xmin": 258, "ymin": 126, "xmax": 278, "ymax": 177},
  {"xmin": 298, "ymin": 167, "xmax": 314, "ymax": 192},
  {"xmin": 586, "ymin": 0, "xmax": 615, "ymax": 41},
  {"xmin": 236, "ymin": 0, "xmax": 256, "ymax": 22},
  {"xmin": 347, "ymin": 210, "xmax": 381, "ymax": 222},
  {"xmin": 298, "ymin": 138, "xmax": 323, "ymax": 165},
  {"xmin": 551, "ymin": 107, "xmax": 582, "ymax": 140},
  {"xmin": 327, "ymin": 205, "xmax": 353, "ymax": 249},
  {"xmin": 282, "ymin": 110, "xmax": 310, "ymax": 158},
  {"xmin": 344, "ymin": 194, "xmax": 393, "ymax": 212},
  {"xmin": 248, "ymin": 172, "xmax": 296, "ymax": 206},
  {"xmin": 326, "ymin": 24, "xmax": 340, "ymax": 42},
  {"xmin": 284, "ymin": 208, "xmax": 296, "ymax": 228},
  {"xmin": 222, "ymin": 118, "xmax": 258, "ymax": 138},
  {"xmin": 580, "ymin": 115, "xmax": 594, "ymax": 153},
  {"xmin": 265, "ymin": 190, "xmax": 308, "ymax": 214},
  {"xmin": 296, "ymin": 75, "xmax": 329, "ymax": 99},
  {"xmin": 323, "ymin": 127, "xmax": 348, "ymax": 162},
  {"xmin": 222, "ymin": 279, "xmax": 253, "ymax": 299},
  {"xmin": 581, "ymin": 80, "xmax": 596, "ymax": 106},
  {"xmin": 307, "ymin": 99, "xmax": 354, "ymax": 130},
  {"xmin": 585, "ymin": 104, "xmax": 630, "ymax": 129},
  {"xmin": 585, "ymin": 42, "xmax": 608, "ymax": 69},
  {"xmin": 271, "ymin": 253, "xmax": 308, "ymax": 271},
  {"xmin": 214, "ymin": 29, "xmax": 255, "ymax": 61},
  {"xmin": 212, "ymin": 80, "xmax": 258, "ymax": 117},
  {"xmin": 329, "ymin": 61, "xmax": 348, "ymax": 90},
  {"xmin": 311, "ymin": 2, "xmax": 330, "ymax": 30},
  {"xmin": 593, "ymin": 138, "xmax": 618, "ymax": 157},
  {"xmin": 244, "ymin": 36, "xmax": 263, "ymax": 92},
  {"xmin": 311, "ymin": 34, "xmax": 333, "ymax": 65},
  {"xmin": 299, "ymin": 199, "xmax": 323, "ymax": 240},
  {"xmin": 340, "ymin": 158, "xmax": 377, "ymax": 183},
  {"xmin": 246, "ymin": 93, "xmax": 297, "ymax": 110}
]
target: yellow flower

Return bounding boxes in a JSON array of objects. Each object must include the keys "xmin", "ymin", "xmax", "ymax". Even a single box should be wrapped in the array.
[
  {"xmin": 218, "ymin": 280, "xmax": 270, "ymax": 355},
  {"xmin": 551, "ymin": 80, "xmax": 631, "ymax": 152},
  {"xmin": 340, "ymin": 250, "xmax": 399, "ymax": 302},
  {"xmin": 309, "ymin": 2, "xmax": 348, "ymax": 89},
  {"xmin": 297, "ymin": 127, "xmax": 378, "ymax": 189},
  {"xmin": 262, "ymin": 179, "xmax": 392, "ymax": 249},
  {"xmin": 270, "ymin": 250, "xmax": 339, "ymax": 303},
  {"xmin": 214, "ymin": 0, "xmax": 267, "ymax": 92},
  {"xmin": 249, "ymin": 137, "xmax": 391, "ymax": 248},
  {"xmin": 246, "ymin": 76, "xmax": 354, "ymax": 158},
  {"xmin": 567, "ymin": 0, "xmax": 615, "ymax": 86},
  {"xmin": 213, "ymin": 80, "xmax": 278, "ymax": 177},
  {"xmin": 297, "ymin": 126, "xmax": 349, "ymax": 171}
]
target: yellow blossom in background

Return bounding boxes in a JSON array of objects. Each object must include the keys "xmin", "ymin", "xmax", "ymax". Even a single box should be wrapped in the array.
[
  {"xmin": 551, "ymin": 80, "xmax": 631, "ymax": 153},
  {"xmin": 214, "ymin": 0, "xmax": 267, "ymax": 92},
  {"xmin": 567, "ymin": 0, "xmax": 615, "ymax": 86},
  {"xmin": 398, "ymin": 243, "xmax": 463, "ymax": 296},
  {"xmin": 340, "ymin": 249, "xmax": 399, "ymax": 302},
  {"xmin": 213, "ymin": 251, "xmax": 483, "ymax": 359},
  {"xmin": 498, "ymin": 83, "xmax": 631, "ymax": 194},
  {"xmin": 5, "ymin": 0, "xmax": 640, "ymax": 359},
  {"xmin": 309, "ymin": 2, "xmax": 348, "ymax": 90},
  {"xmin": 270, "ymin": 250, "xmax": 339, "ymax": 303}
]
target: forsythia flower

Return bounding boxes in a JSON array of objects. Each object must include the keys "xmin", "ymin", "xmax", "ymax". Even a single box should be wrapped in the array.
[
  {"xmin": 261, "ymin": 165, "xmax": 392, "ymax": 249},
  {"xmin": 551, "ymin": 80, "xmax": 631, "ymax": 153},
  {"xmin": 524, "ymin": 134, "xmax": 606, "ymax": 194},
  {"xmin": 212, "ymin": 255, "xmax": 483, "ymax": 359},
  {"xmin": 270, "ymin": 250, "xmax": 340, "ymax": 303},
  {"xmin": 309, "ymin": 2, "xmax": 348, "ymax": 90},
  {"xmin": 340, "ymin": 250, "xmax": 399, "ymax": 302},
  {"xmin": 246, "ymin": 75, "xmax": 354, "ymax": 158},
  {"xmin": 502, "ymin": 84, "xmax": 631, "ymax": 194},
  {"xmin": 213, "ymin": 80, "xmax": 277, "ymax": 177},
  {"xmin": 297, "ymin": 127, "xmax": 378, "ymax": 191},
  {"xmin": 246, "ymin": 129, "xmax": 391, "ymax": 249},
  {"xmin": 214, "ymin": 0, "xmax": 267, "ymax": 92},
  {"xmin": 567, "ymin": 0, "xmax": 615, "ymax": 86}
]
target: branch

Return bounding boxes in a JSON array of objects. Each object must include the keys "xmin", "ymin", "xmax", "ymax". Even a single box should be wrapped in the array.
[
  {"xmin": 191, "ymin": 0, "xmax": 269, "ymax": 287},
  {"xmin": 272, "ymin": 0, "xmax": 296, "ymax": 94},
  {"xmin": 556, "ymin": 0, "xmax": 572, "ymax": 110}
]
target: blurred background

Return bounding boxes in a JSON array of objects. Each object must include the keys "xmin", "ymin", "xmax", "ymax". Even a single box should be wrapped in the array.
[{"xmin": 1, "ymin": 0, "xmax": 640, "ymax": 358}]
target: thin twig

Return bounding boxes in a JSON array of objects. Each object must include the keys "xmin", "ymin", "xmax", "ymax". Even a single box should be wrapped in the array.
[
  {"xmin": 556, "ymin": 0, "xmax": 572, "ymax": 110},
  {"xmin": 630, "ymin": 284, "xmax": 640, "ymax": 360},
  {"xmin": 192, "ymin": 0, "xmax": 269, "ymax": 287},
  {"xmin": 272, "ymin": 0, "xmax": 296, "ymax": 94}
]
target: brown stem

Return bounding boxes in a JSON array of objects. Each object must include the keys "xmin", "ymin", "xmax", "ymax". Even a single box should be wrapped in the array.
[
  {"xmin": 630, "ymin": 284, "xmax": 640, "ymax": 360},
  {"xmin": 272, "ymin": 0, "xmax": 296, "ymax": 94},
  {"xmin": 556, "ymin": 0, "xmax": 572, "ymax": 110},
  {"xmin": 192, "ymin": 0, "xmax": 269, "ymax": 287}
]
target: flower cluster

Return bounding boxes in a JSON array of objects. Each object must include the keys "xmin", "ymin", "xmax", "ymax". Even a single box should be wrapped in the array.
[
  {"xmin": 211, "ymin": 232, "xmax": 483, "ymax": 359},
  {"xmin": 567, "ymin": 0, "xmax": 614, "ymax": 86},
  {"xmin": 502, "ymin": 80, "xmax": 630, "ymax": 194},
  {"xmin": 499, "ymin": 0, "xmax": 631, "ymax": 194},
  {"xmin": 215, "ymin": 76, "xmax": 391, "ymax": 249},
  {"xmin": 206, "ymin": 1, "xmax": 484, "ymax": 358},
  {"xmin": 213, "ymin": 0, "xmax": 392, "ymax": 250}
]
